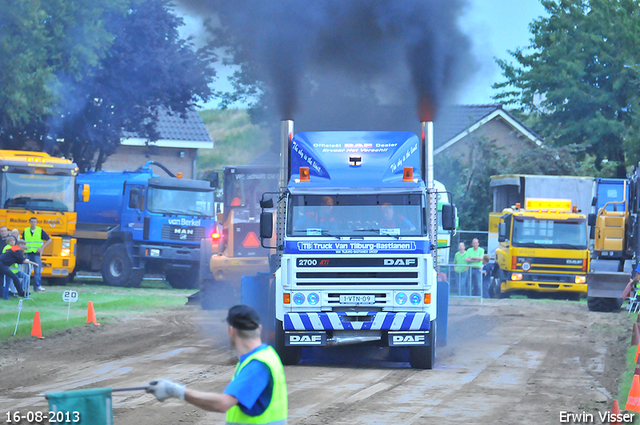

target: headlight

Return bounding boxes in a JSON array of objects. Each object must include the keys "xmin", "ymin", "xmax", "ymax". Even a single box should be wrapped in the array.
[
  {"xmin": 575, "ymin": 276, "xmax": 586, "ymax": 284},
  {"xmin": 511, "ymin": 273, "xmax": 523, "ymax": 281},
  {"xmin": 410, "ymin": 293, "xmax": 421, "ymax": 305},
  {"xmin": 307, "ymin": 293, "xmax": 319, "ymax": 305},
  {"xmin": 395, "ymin": 292, "xmax": 407, "ymax": 305},
  {"xmin": 293, "ymin": 292, "xmax": 305, "ymax": 305},
  {"xmin": 60, "ymin": 249, "xmax": 70, "ymax": 257}
]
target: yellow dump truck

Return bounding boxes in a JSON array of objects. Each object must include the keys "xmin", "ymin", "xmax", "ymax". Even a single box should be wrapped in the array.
[
  {"xmin": 0, "ymin": 150, "xmax": 88, "ymax": 284},
  {"xmin": 493, "ymin": 198, "xmax": 590, "ymax": 298}
]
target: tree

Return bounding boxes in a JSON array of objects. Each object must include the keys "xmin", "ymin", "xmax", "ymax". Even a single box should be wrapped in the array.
[
  {"xmin": 0, "ymin": 0, "xmax": 216, "ymax": 171},
  {"xmin": 493, "ymin": 0, "xmax": 640, "ymax": 177}
]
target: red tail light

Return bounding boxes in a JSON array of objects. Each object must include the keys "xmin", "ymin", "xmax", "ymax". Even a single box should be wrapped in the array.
[{"xmin": 212, "ymin": 232, "xmax": 220, "ymax": 240}]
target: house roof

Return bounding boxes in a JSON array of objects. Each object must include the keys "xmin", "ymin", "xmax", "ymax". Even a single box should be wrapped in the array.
[
  {"xmin": 434, "ymin": 104, "xmax": 542, "ymax": 154},
  {"xmin": 121, "ymin": 108, "xmax": 213, "ymax": 149}
]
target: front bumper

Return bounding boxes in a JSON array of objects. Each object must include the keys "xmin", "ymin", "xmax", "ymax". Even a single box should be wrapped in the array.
[
  {"xmin": 283, "ymin": 311, "xmax": 431, "ymax": 331},
  {"xmin": 502, "ymin": 280, "xmax": 587, "ymax": 294}
]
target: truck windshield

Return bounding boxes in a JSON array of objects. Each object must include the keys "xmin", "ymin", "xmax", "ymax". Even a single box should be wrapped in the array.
[
  {"xmin": 147, "ymin": 188, "xmax": 214, "ymax": 216},
  {"xmin": 512, "ymin": 218, "xmax": 587, "ymax": 249},
  {"xmin": 288, "ymin": 194, "xmax": 423, "ymax": 237},
  {"xmin": 2, "ymin": 173, "xmax": 75, "ymax": 212}
]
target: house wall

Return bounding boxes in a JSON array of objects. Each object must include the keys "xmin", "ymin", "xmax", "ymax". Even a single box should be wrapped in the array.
[
  {"xmin": 101, "ymin": 145, "xmax": 197, "ymax": 178},
  {"xmin": 436, "ymin": 116, "xmax": 537, "ymax": 163}
]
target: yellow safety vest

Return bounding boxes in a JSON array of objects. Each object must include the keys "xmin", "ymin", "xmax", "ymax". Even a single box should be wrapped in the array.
[
  {"xmin": 2, "ymin": 245, "xmax": 19, "ymax": 273},
  {"xmin": 226, "ymin": 346, "xmax": 288, "ymax": 425},
  {"xmin": 24, "ymin": 227, "xmax": 43, "ymax": 254}
]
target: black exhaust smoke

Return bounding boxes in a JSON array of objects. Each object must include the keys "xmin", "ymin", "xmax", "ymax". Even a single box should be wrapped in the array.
[{"xmin": 180, "ymin": 0, "xmax": 475, "ymax": 126}]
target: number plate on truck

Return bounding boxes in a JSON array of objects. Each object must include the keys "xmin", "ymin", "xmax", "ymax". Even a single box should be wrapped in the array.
[{"xmin": 339, "ymin": 295, "xmax": 375, "ymax": 304}]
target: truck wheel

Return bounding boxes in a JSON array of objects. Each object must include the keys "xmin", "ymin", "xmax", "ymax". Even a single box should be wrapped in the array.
[
  {"xmin": 410, "ymin": 320, "xmax": 436, "ymax": 369},
  {"xmin": 275, "ymin": 319, "xmax": 301, "ymax": 365},
  {"xmin": 68, "ymin": 270, "xmax": 76, "ymax": 283},
  {"xmin": 101, "ymin": 244, "xmax": 135, "ymax": 287},
  {"xmin": 165, "ymin": 269, "xmax": 200, "ymax": 289},
  {"xmin": 587, "ymin": 296, "xmax": 622, "ymax": 312}
]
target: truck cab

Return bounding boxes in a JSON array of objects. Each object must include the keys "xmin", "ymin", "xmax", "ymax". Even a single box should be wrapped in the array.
[
  {"xmin": 75, "ymin": 164, "xmax": 216, "ymax": 288},
  {"xmin": 494, "ymin": 199, "xmax": 589, "ymax": 298},
  {"xmin": 259, "ymin": 121, "xmax": 455, "ymax": 369}
]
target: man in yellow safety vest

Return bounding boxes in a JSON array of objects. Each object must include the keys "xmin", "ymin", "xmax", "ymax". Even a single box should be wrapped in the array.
[
  {"xmin": 23, "ymin": 217, "xmax": 51, "ymax": 292},
  {"xmin": 147, "ymin": 305, "xmax": 288, "ymax": 424}
]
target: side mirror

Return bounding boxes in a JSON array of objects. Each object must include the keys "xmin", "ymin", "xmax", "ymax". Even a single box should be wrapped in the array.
[
  {"xmin": 591, "ymin": 196, "xmax": 598, "ymax": 207},
  {"xmin": 441, "ymin": 204, "xmax": 455, "ymax": 231},
  {"xmin": 589, "ymin": 226, "xmax": 595, "ymax": 240},
  {"xmin": 260, "ymin": 197, "xmax": 274, "ymax": 209},
  {"xmin": 498, "ymin": 222, "xmax": 506, "ymax": 242},
  {"xmin": 202, "ymin": 171, "xmax": 219, "ymax": 188},
  {"xmin": 79, "ymin": 184, "xmax": 90, "ymax": 202},
  {"xmin": 588, "ymin": 213, "xmax": 597, "ymax": 227},
  {"xmin": 260, "ymin": 212, "xmax": 273, "ymax": 239}
]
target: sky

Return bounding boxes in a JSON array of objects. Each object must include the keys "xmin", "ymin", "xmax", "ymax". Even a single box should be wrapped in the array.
[{"xmin": 176, "ymin": 0, "xmax": 547, "ymax": 109}]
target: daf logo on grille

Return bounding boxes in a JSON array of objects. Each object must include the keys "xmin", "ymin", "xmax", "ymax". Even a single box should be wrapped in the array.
[
  {"xmin": 48, "ymin": 218, "xmax": 61, "ymax": 228},
  {"xmin": 384, "ymin": 259, "xmax": 416, "ymax": 266},
  {"xmin": 566, "ymin": 259, "xmax": 582, "ymax": 265}
]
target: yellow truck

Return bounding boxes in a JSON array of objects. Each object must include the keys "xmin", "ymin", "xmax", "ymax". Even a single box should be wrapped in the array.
[
  {"xmin": 0, "ymin": 150, "xmax": 88, "ymax": 284},
  {"xmin": 489, "ymin": 175, "xmax": 594, "ymax": 299}
]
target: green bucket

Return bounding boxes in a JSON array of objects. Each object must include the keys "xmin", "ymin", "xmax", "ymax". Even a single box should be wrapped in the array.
[{"xmin": 46, "ymin": 388, "xmax": 113, "ymax": 425}]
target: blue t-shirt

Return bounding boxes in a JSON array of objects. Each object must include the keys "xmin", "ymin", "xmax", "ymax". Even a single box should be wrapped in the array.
[{"xmin": 223, "ymin": 344, "xmax": 273, "ymax": 416}]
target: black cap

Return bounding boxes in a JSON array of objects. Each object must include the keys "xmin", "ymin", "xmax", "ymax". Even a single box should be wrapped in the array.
[{"xmin": 226, "ymin": 305, "xmax": 260, "ymax": 330}]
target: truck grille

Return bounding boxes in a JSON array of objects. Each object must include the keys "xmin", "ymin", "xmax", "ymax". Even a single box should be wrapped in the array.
[
  {"xmin": 161, "ymin": 225, "xmax": 205, "ymax": 242},
  {"xmin": 294, "ymin": 257, "xmax": 420, "ymax": 286}
]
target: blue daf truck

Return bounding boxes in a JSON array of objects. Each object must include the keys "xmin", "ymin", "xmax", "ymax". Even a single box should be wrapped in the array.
[
  {"xmin": 74, "ymin": 162, "xmax": 216, "ymax": 288},
  {"xmin": 257, "ymin": 120, "xmax": 455, "ymax": 369}
]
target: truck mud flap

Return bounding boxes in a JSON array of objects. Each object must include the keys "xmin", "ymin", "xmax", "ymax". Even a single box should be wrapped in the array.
[
  {"xmin": 587, "ymin": 272, "xmax": 629, "ymax": 299},
  {"xmin": 388, "ymin": 331, "xmax": 429, "ymax": 346},
  {"xmin": 285, "ymin": 331, "xmax": 326, "ymax": 346}
]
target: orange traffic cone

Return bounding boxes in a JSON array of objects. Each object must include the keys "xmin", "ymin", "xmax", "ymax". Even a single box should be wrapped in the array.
[
  {"xmin": 625, "ymin": 375, "xmax": 640, "ymax": 412},
  {"xmin": 31, "ymin": 311, "xmax": 44, "ymax": 339},
  {"xmin": 86, "ymin": 301, "xmax": 100, "ymax": 326},
  {"xmin": 635, "ymin": 342, "xmax": 640, "ymax": 362},
  {"xmin": 632, "ymin": 323, "xmax": 640, "ymax": 346},
  {"xmin": 611, "ymin": 400, "xmax": 622, "ymax": 425}
]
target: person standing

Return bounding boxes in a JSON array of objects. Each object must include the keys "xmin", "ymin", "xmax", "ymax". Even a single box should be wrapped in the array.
[
  {"xmin": 465, "ymin": 238, "xmax": 485, "ymax": 296},
  {"xmin": 454, "ymin": 242, "xmax": 469, "ymax": 295},
  {"xmin": 23, "ymin": 217, "xmax": 50, "ymax": 292},
  {"xmin": 1, "ymin": 240, "xmax": 38, "ymax": 299},
  {"xmin": 147, "ymin": 305, "xmax": 288, "ymax": 424},
  {"xmin": 0, "ymin": 226, "xmax": 9, "ymax": 250},
  {"xmin": 481, "ymin": 254, "xmax": 495, "ymax": 299}
]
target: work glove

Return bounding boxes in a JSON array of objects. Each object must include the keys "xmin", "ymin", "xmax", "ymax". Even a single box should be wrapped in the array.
[{"xmin": 147, "ymin": 379, "xmax": 186, "ymax": 402}]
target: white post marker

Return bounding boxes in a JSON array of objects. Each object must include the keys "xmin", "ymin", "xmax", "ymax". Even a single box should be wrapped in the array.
[
  {"xmin": 63, "ymin": 290, "xmax": 79, "ymax": 321},
  {"xmin": 13, "ymin": 299, "xmax": 23, "ymax": 336}
]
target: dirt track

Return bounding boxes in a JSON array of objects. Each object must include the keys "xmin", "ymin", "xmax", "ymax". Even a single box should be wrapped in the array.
[{"xmin": 0, "ymin": 298, "xmax": 633, "ymax": 424}]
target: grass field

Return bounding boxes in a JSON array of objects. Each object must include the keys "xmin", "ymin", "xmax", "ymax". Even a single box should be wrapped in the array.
[{"xmin": 0, "ymin": 279, "xmax": 192, "ymax": 341}]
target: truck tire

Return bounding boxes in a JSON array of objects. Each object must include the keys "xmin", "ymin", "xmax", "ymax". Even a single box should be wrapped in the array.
[
  {"xmin": 410, "ymin": 320, "xmax": 436, "ymax": 370},
  {"xmin": 165, "ymin": 269, "xmax": 200, "ymax": 289},
  {"xmin": 275, "ymin": 319, "xmax": 301, "ymax": 365},
  {"xmin": 497, "ymin": 281, "xmax": 511, "ymax": 299},
  {"xmin": 68, "ymin": 270, "xmax": 76, "ymax": 283},
  {"xmin": 587, "ymin": 296, "xmax": 623, "ymax": 312},
  {"xmin": 101, "ymin": 244, "xmax": 135, "ymax": 287}
]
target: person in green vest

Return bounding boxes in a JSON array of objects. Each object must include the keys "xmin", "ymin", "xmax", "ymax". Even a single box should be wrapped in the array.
[
  {"xmin": 147, "ymin": 305, "xmax": 288, "ymax": 424},
  {"xmin": 2, "ymin": 236, "xmax": 30, "ymax": 296},
  {"xmin": 23, "ymin": 217, "xmax": 51, "ymax": 292},
  {"xmin": 465, "ymin": 238, "xmax": 485, "ymax": 296},
  {"xmin": 454, "ymin": 242, "xmax": 469, "ymax": 295}
]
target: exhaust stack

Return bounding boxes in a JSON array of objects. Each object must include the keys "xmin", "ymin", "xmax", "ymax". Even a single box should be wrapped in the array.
[
  {"xmin": 276, "ymin": 120, "xmax": 294, "ymax": 256},
  {"xmin": 421, "ymin": 121, "xmax": 437, "ymax": 264}
]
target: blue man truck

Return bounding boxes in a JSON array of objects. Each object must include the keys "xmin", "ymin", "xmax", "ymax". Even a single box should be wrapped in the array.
[
  {"xmin": 258, "ymin": 120, "xmax": 455, "ymax": 369},
  {"xmin": 73, "ymin": 162, "xmax": 216, "ymax": 288}
]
